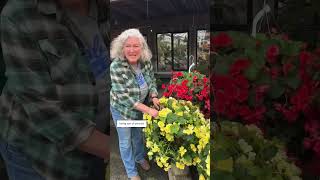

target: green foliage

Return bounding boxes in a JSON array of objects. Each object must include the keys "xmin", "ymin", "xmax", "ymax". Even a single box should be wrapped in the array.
[
  {"xmin": 163, "ymin": 71, "xmax": 210, "ymax": 118},
  {"xmin": 157, "ymin": 34, "xmax": 172, "ymax": 71},
  {"xmin": 143, "ymin": 97, "xmax": 210, "ymax": 179},
  {"xmin": 212, "ymin": 121, "xmax": 302, "ymax": 180},
  {"xmin": 212, "ymin": 31, "xmax": 320, "ymax": 178}
]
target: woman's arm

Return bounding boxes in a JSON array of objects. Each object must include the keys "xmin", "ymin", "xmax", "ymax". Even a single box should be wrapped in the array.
[
  {"xmin": 78, "ymin": 129, "xmax": 110, "ymax": 160},
  {"xmin": 134, "ymin": 102, "xmax": 158, "ymax": 117}
]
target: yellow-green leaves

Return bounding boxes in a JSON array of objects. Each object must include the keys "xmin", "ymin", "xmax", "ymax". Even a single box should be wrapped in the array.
[{"xmin": 143, "ymin": 97, "xmax": 210, "ymax": 179}]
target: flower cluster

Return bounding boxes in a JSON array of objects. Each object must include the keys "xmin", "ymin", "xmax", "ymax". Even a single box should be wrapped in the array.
[
  {"xmin": 211, "ymin": 31, "xmax": 320, "ymax": 175},
  {"xmin": 211, "ymin": 32, "xmax": 232, "ymax": 50},
  {"xmin": 162, "ymin": 71, "xmax": 210, "ymax": 119},
  {"xmin": 212, "ymin": 121, "xmax": 302, "ymax": 180},
  {"xmin": 143, "ymin": 97, "xmax": 210, "ymax": 179},
  {"xmin": 213, "ymin": 59, "xmax": 267, "ymax": 124}
]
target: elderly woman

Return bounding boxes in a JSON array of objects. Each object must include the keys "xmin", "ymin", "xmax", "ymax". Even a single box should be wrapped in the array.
[{"xmin": 110, "ymin": 28, "xmax": 159, "ymax": 180}]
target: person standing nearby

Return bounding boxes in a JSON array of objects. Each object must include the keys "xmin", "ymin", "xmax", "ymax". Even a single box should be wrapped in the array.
[
  {"xmin": 0, "ymin": 0, "xmax": 110, "ymax": 179},
  {"xmin": 110, "ymin": 28, "xmax": 160, "ymax": 180}
]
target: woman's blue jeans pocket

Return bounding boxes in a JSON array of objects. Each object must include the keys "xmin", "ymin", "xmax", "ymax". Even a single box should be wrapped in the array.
[{"xmin": 0, "ymin": 140, "xmax": 44, "ymax": 180}]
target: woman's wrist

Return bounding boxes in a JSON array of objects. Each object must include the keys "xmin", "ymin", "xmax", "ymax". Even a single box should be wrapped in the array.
[
  {"xmin": 147, "ymin": 106, "xmax": 153, "ymax": 114},
  {"xmin": 134, "ymin": 102, "xmax": 152, "ymax": 114},
  {"xmin": 78, "ymin": 129, "xmax": 110, "ymax": 160}
]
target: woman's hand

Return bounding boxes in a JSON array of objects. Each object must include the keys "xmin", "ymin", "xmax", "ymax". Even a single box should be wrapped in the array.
[
  {"xmin": 78, "ymin": 129, "xmax": 110, "ymax": 161},
  {"xmin": 148, "ymin": 107, "xmax": 159, "ymax": 118},
  {"xmin": 152, "ymin": 97, "xmax": 160, "ymax": 110},
  {"xmin": 134, "ymin": 102, "xmax": 159, "ymax": 118}
]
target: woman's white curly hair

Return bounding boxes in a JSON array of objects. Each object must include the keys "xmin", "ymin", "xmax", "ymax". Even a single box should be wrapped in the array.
[{"xmin": 110, "ymin": 28, "xmax": 152, "ymax": 62}]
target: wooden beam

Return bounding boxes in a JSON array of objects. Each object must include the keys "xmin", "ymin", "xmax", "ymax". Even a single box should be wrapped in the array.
[
  {"xmin": 165, "ymin": 0, "xmax": 179, "ymax": 15},
  {"xmin": 111, "ymin": 6, "xmax": 143, "ymax": 21},
  {"xmin": 167, "ymin": 0, "xmax": 184, "ymax": 15},
  {"xmin": 199, "ymin": 0, "xmax": 210, "ymax": 12},
  {"xmin": 150, "ymin": 0, "xmax": 174, "ymax": 15},
  {"xmin": 112, "ymin": 13, "xmax": 210, "ymax": 31},
  {"xmin": 128, "ymin": 0, "xmax": 150, "ymax": 19},
  {"xmin": 111, "ymin": 8, "xmax": 135, "ymax": 21}
]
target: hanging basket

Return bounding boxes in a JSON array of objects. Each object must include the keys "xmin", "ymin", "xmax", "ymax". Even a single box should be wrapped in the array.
[{"xmin": 143, "ymin": 97, "xmax": 210, "ymax": 180}]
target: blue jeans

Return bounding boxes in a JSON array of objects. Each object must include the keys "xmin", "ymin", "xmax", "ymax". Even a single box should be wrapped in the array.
[
  {"xmin": 0, "ymin": 140, "xmax": 45, "ymax": 180},
  {"xmin": 110, "ymin": 106, "xmax": 145, "ymax": 178},
  {"xmin": 0, "ymin": 139, "xmax": 106, "ymax": 180}
]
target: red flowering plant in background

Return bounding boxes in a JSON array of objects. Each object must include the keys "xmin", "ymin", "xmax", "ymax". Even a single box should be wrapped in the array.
[
  {"xmin": 211, "ymin": 31, "xmax": 320, "ymax": 176},
  {"xmin": 161, "ymin": 71, "xmax": 210, "ymax": 119}
]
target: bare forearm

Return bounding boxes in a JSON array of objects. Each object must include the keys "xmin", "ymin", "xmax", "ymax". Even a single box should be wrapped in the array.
[
  {"xmin": 78, "ymin": 128, "xmax": 110, "ymax": 160},
  {"xmin": 134, "ymin": 102, "xmax": 159, "ymax": 117},
  {"xmin": 134, "ymin": 102, "xmax": 151, "ymax": 114}
]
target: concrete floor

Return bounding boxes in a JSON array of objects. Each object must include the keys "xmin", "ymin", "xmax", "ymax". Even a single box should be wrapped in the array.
[{"xmin": 109, "ymin": 120, "xmax": 169, "ymax": 180}]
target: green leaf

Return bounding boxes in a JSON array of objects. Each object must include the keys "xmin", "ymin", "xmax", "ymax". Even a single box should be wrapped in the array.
[
  {"xmin": 212, "ymin": 149, "xmax": 231, "ymax": 161},
  {"xmin": 261, "ymin": 145, "xmax": 278, "ymax": 161},
  {"xmin": 183, "ymin": 154, "xmax": 192, "ymax": 164},
  {"xmin": 159, "ymin": 116, "xmax": 166, "ymax": 122},
  {"xmin": 176, "ymin": 116, "xmax": 187, "ymax": 125},
  {"xmin": 283, "ymin": 75, "xmax": 300, "ymax": 89},
  {"xmin": 233, "ymin": 165, "xmax": 248, "ymax": 179},
  {"xmin": 193, "ymin": 86, "xmax": 202, "ymax": 93},
  {"xmin": 151, "ymin": 132, "xmax": 159, "ymax": 142},
  {"xmin": 280, "ymin": 40, "xmax": 302, "ymax": 56},
  {"xmin": 216, "ymin": 157, "xmax": 234, "ymax": 172},
  {"xmin": 247, "ymin": 89, "xmax": 256, "ymax": 108},
  {"xmin": 272, "ymin": 175, "xmax": 284, "ymax": 180},
  {"xmin": 213, "ymin": 133, "xmax": 234, "ymax": 150},
  {"xmin": 212, "ymin": 170, "xmax": 235, "ymax": 180},
  {"xmin": 182, "ymin": 113, "xmax": 191, "ymax": 120},
  {"xmin": 228, "ymin": 31, "xmax": 256, "ymax": 49},
  {"xmin": 259, "ymin": 168, "xmax": 275, "ymax": 180},
  {"xmin": 245, "ymin": 48, "xmax": 265, "ymax": 68},
  {"xmin": 214, "ymin": 55, "xmax": 230, "ymax": 75},
  {"xmin": 265, "ymin": 109, "xmax": 276, "ymax": 119},
  {"xmin": 166, "ymin": 113, "xmax": 177, "ymax": 124},
  {"xmin": 247, "ymin": 166, "xmax": 263, "ymax": 177},
  {"xmin": 182, "ymin": 134, "xmax": 193, "ymax": 141},
  {"xmin": 255, "ymin": 33, "xmax": 267, "ymax": 41},
  {"xmin": 170, "ymin": 123, "xmax": 180, "ymax": 134},
  {"xmin": 244, "ymin": 65, "xmax": 260, "ymax": 81},
  {"xmin": 167, "ymin": 99, "xmax": 173, "ymax": 109},
  {"xmin": 267, "ymin": 81, "xmax": 285, "ymax": 99},
  {"xmin": 313, "ymin": 71, "xmax": 320, "ymax": 81},
  {"xmin": 255, "ymin": 71, "xmax": 272, "ymax": 85}
]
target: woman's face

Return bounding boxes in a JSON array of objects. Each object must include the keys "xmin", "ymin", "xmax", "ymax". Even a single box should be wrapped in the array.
[{"xmin": 123, "ymin": 37, "xmax": 142, "ymax": 65}]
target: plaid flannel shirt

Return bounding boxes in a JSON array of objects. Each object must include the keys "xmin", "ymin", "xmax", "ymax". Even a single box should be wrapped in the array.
[
  {"xmin": 110, "ymin": 58, "xmax": 158, "ymax": 120},
  {"xmin": 0, "ymin": 0, "xmax": 103, "ymax": 179}
]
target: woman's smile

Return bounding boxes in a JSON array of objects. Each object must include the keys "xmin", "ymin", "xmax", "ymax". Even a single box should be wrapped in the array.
[{"xmin": 124, "ymin": 37, "xmax": 142, "ymax": 64}]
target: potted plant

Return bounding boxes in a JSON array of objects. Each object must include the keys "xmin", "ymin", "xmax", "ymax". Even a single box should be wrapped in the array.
[
  {"xmin": 211, "ymin": 31, "xmax": 320, "ymax": 177},
  {"xmin": 213, "ymin": 120, "xmax": 302, "ymax": 180},
  {"xmin": 161, "ymin": 71, "xmax": 210, "ymax": 119},
  {"xmin": 143, "ymin": 97, "xmax": 210, "ymax": 180}
]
